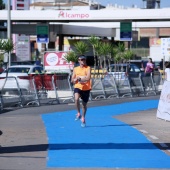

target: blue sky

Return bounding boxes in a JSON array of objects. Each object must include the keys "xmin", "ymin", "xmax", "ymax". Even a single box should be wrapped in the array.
[
  {"xmin": 99, "ymin": 0, "xmax": 170, "ymax": 8},
  {"xmin": 3, "ymin": 0, "xmax": 170, "ymax": 8}
]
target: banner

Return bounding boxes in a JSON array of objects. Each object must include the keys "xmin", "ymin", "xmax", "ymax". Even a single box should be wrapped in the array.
[
  {"xmin": 44, "ymin": 51, "xmax": 74, "ymax": 72},
  {"xmin": 16, "ymin": 34, "xmax": 30, "ymax": 61},
  {"xmin": 157, "ymin": 81, "xmax": 170, "ymax": 121}
]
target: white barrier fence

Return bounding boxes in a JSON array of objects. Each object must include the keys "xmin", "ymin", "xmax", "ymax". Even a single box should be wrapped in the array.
[
  {"xmin": 90, "ymin": 72, "xmax": 163, "ymax": 100},
  {"xmin": 0, "ymin": 72, "xmax": 163, "ymax": 111}
]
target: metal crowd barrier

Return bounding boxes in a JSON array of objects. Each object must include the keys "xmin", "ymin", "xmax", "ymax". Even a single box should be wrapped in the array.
[
  {"xmin": 90, "ymin": 74, "xmax": 134, "ymax": 100},
  {"xmin": 90, "ymin": 71, "xmax": 163, "ymax": 100},
  {"xmin": 0, "ymin": 76, "xmax": 37, "ymax": 110},
  {"xmin": 101, "ymin": 75, "xmax": 119, "ymax": 99},
  {"xmin": 90, "ymin": 77, "xmax": 106, "ymax": 100},
  {"xmin": 0, "ymin": 71, "xmax": 163, "ymax": 110},
  {"xmin": 129, "ymin": 75, "xmax": 145, "ymax": 96},
  {"xmin": 141, "ymin": 74, "xmax": 156, "ymax": 95},
  {"xmin": 0, "ymin": 76, "xmax": 23, "ymax": 109},
  {"xmin": 52, "ymin": 74, "xmax": 74, "ymax": 103},
  {"xmin": 152, "ymin": 71, "xmax": 164, "ymax": 92},
  {"xmin": 30, "ymin": 73, "xmax": 74, "ymax": 104},
  {"xmin": 116, "ymin": 76, "xmax": 133, "ymax": 98},
  {"xmin": 0, "ymin": 73, "xmax": 75, "ymax": 110}
]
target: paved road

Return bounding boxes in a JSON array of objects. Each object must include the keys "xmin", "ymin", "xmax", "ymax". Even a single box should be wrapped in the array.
[{"xmin": 0, "ymin": 95, "xmax": 170, "ymax": 170}]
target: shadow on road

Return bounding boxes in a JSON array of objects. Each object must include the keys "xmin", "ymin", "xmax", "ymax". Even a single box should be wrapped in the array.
[
  {"xmin": 48, "ymin": 143, "xmax": 170, "ymax": 150},
  {"xmin": 0, "ymin": 144, "xmax": 48, "ymax": 154}
]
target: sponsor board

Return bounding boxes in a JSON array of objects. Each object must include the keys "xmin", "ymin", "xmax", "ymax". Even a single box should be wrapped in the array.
[{"xmin": 44, "ymin": 51, "xmax": 74, "ymax": 72}]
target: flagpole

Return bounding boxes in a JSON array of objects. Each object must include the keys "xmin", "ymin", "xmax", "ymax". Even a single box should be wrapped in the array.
[{"xmin": 7, "ymin": 0, "xmax": 11, "ymax": 66}]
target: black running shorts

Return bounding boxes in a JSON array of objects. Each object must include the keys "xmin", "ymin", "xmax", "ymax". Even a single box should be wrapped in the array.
[{"xmin": 74, "ymin": 88, "xmax": 90, "ymax": 103}]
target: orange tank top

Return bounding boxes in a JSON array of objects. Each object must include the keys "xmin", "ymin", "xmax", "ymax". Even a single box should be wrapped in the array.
[{"xmin": 74, "ymin": 66, "xmax": 91, "ymax": 90}]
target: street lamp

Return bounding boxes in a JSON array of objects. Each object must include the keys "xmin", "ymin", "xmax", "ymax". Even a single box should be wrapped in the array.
[{"xmin": 7, "ymin": 0, "xmax": 11, "ymax": 66}]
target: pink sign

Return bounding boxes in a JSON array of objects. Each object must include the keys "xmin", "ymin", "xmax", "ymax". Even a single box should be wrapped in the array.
[
  {"xmin": 44, "ymin": 52, "xmax": 74, "ymax": 71},
  {"xmin": 58, "ymin": 11, "xmax": 90, "ymax": 19},
  {"xmin": 149, "ymin": 38, "xmax": 161, "ymax": 46}
]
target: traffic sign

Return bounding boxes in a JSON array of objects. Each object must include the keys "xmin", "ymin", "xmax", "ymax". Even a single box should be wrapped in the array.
[
  {"xmin": 36, "ymin": 25, "xmax": 49, "ymax": 43},
  {"xmin": 120, "ymin": 22, "xmax": 132, "ymax": 41}
]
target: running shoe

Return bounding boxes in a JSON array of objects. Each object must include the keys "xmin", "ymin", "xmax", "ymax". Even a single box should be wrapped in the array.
[
  {"xmin": 81, "ymin": 118, "xmax": 86, "ymax": 127},
  {"xmin": 75, "ymin": 114, "xmax": 81, "ymax": 121}
]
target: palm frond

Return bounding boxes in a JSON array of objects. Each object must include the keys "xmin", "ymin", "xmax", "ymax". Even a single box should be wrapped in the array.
[
  {"xmin": 0, "ymin": 39, "xmax": 15, "ymax": 53},
  {"xmin": 74, "ymin": 41, "xmax": 89, "ymax": 56},
  {"xmin": 88, "ymin": 35, "xmax": 99, "ymax": 47},
  {"xmin": 117, "ymin": 42, "xmax": 125, "ymax": 52},
  {"xmin": 123, "ymin": 50, "xmax": 134, "ymax": 61},
  {"xmin": 64, "ymin": 51, "xmax": 78, "ymax": 63}
]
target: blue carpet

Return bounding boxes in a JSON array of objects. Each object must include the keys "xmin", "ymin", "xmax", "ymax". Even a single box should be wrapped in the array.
[{"xmin": 42, "ymin": 100, "xmax": 170, "ymax": 168}]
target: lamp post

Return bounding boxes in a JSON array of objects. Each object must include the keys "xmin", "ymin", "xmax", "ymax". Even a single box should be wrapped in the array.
[{"xmin": 7, "ymin": 0, "xmax": 11, "ymax": 66}]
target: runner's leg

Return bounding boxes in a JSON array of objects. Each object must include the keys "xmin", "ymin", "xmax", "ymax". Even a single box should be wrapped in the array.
[
  {"xmin": 81, "ymin": 100, "xmax": 87, "ymax": 122},
  {"xmin": 74, "ymin": 92, "xmax": 81, "ymax": 117}
]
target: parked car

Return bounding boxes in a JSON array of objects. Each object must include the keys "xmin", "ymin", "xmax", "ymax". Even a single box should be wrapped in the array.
[
  {"xmin": 1, "ymin": 61, "xmax": 38, "ymax": 71},
  {"xmin": 0, "ymin": 65, "xmax": 44, "ymax": 94},
  {"xmin": 104, "ymin": 63, "xmax": 141, "ymax": 86},
  {"xmin": 129, "ymin": 60, "xmax": 147, "ymax": 71}
]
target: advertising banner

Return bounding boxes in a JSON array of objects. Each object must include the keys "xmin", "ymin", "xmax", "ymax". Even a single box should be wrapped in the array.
[
  {"xmin": 13, "ymin": 0, "xmax": 30, "ymax": 60},
  {"xmin": 16, "ymin": 34, "xmax": 30, "ymax": 61},
  {"xmin": 150, "ymin": 38, "xmax": 161, "ymax": 46},
  {"xmin": 44, "ymin": 51, "xmax": 74, "ymax": 72},
  {"xmin": 157, "ymin": 80, "xmax": 170, "ymax": 121}
]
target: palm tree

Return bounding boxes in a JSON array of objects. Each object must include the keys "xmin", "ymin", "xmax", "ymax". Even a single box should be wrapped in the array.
[
  {"xmin": 0, "ymin": 39, "xmax": 14, "ymax": 68},
  {"xmin": 88, "ymin": 35, "xmax": 99, "ymax": 72},
  {"xmin": 64, "ymin": 51, "xmax": 78, "ymax": 63},
  {"xmin": 115, "ymin": 52, "xmax": 123, "ymax": 62},
  {"xmin": 74, "ymin": 41, "xmax": 89, "ymax": 56},
  {"xmin": 99, "ymin": 42, "xmax": 112, "ymax": 73},
  {"xmin": 0, "ymin": 39, "xmax": 15, "ymax": 89},
  {"xmin": 0, "ymin": 39, "xmax": 14, "ymax": 54},
  {"xmin": 122, "ymin": 49, "xmax": 134, "ymax": 73},
  {"xmin": 113, "ymin": 42, "xmax": 126, "ymax": 71},
  {"xmin": 94, "ymin": 41, "xmax": 103, "ymax": 76},
  {"xmin": 117, "ymin": 42, "xmax": 126, "ymax": 52},
  {"xmin": 63, "ymin": 51, "xmax": 78, "ymax": 72},
  {"xmin": 123, "ymin": 50, "xmax": 134, "ymax": 63},
  {"xmin": 109, "ymin": 46, "xmax": 118, "ymax": 72}
]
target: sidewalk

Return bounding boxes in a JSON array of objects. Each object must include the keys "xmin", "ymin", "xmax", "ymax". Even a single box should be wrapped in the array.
[{"xmin": 0, "ymin": 96, "xmax": 170, "ymax": 170}]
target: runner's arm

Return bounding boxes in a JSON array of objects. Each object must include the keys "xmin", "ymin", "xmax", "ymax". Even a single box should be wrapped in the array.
[
  {"xmin": 71, "ymin": 69, "xmax": 78, "ymax": 84},
  {"xmin": 79, "ymin": 67, "xmax": 91, "ymax": 82}
]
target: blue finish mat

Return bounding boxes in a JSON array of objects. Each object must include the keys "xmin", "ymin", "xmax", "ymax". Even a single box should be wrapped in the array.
[{"xmin": 42, "ymin": 100, "xmax": 170, "ymax": 168}]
